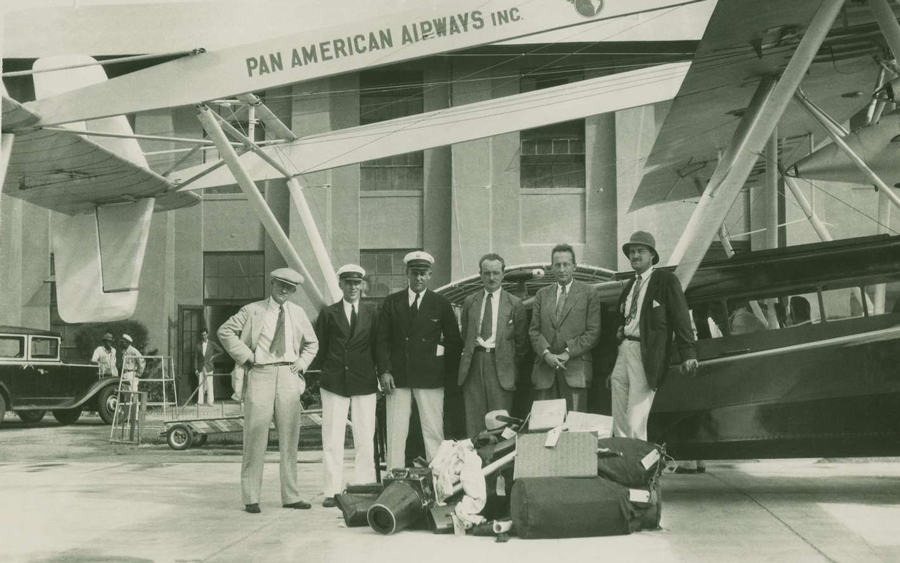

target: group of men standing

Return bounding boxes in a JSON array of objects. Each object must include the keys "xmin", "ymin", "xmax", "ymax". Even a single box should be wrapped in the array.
[{"xmin": 216, "ymin": 231, "xmax": 698, "ymax": 514}]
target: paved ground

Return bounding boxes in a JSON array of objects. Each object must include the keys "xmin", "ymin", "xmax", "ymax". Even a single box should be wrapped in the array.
[{"xmin": 2, "ymin": 414, "xmax": 899, "ymax": 563}]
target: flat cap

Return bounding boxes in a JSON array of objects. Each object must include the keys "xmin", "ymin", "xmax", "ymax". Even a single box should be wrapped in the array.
[
  {"xmin": 102, "ymin": 332, "xmax": 114, "ymax": 341},
  {"xmin": 404, "ymin": 250, "xmax": 434, "ymax": 270},
  {"xmin": 336, "ymin": 264, "xmax": 366, "ymax": 281},
  {"xmin": 121, "ymin": 334, "xmax": 133, "ymax": 343},
  {"xmin": 270, "ymin": 267, "xmax": 304, "ymax": 286},
  {"xmin": 622, "ymin": 231, "xmax": 660, "ymax": 265}
]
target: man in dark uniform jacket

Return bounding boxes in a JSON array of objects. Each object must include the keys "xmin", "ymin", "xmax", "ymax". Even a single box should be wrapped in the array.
[
  {"xmin": 609, "ymin": 231, "xmax": 698, "ymax": 440},
  {"xmin": 376, "ymin": 251, "xmax": 462, "ymax": 468},
  {"xmin": 315, "ymin": 264, "xmax": 379, "ymax": 507}
]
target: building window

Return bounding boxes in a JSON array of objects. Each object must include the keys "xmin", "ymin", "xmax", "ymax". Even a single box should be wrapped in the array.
[
  {"xmin": 360, "ymin": 249, "xmax": 418, "ymax": 302},
  {"xmin": 203, "ymin": 252, "xmax": 266, "ymax": 303},
  {"xmin": 359, "ymin": 70, "xmax": 424, "ymax": 191},
  {"xmin": 49, "ymin": 254, "xmax": 79, "ymax": 361},
  {"xmin": 520, "ymin": 67, "xmax": 585, "ymax": 190}
]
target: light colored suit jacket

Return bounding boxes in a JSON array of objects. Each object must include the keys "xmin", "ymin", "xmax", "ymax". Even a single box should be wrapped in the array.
[
  {"xmin": 529, "ymin": 280, "xmax": 601, "ymax": 390},
  {"xmin": 217, "ymin": 298, "xmax": 319, "ymax": 374},
  {"xmin": 458, "ymin": 289, "xmax": 528, "ymax": 389}
]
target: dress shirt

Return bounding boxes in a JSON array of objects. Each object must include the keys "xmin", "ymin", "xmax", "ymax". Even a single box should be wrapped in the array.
[
  {"xmin": 254, "ymin": 297, "xmax": 298, "ymax": 364},
  {"xmin": 342, "ymin": 298, "xmax": 359, "ymax": 325},
  {"xmin": 91, "ymin": 346, "xmax": 117, "ymax": 376},
  {"xmin": 408, "ymin": 287, "xmax": 426, "ymax": 307},
  {"xmin": 556, "ymin": 279, "xmax": 574, "ymax": 305},
  {"xmin": 475, "ymin": 287, "xmax": 502, "ymax": 348},
  {"xmin": 201, "ymin": 341, "xmax": 207, "ymax": 357},
  {"xmin": 624, "ymin": 266, "xmax": 654, "ymax": 338}
]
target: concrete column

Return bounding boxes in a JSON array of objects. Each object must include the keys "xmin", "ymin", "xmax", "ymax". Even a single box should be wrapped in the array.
[
  {"xmin": 586, "ymin": 113, "xmax": 617, "ymax": 269},
  {"xmin": 423, "ymin": 66, "xmax": 453, "ymax": 286}
]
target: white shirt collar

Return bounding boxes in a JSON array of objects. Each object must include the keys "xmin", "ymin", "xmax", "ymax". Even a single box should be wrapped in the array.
[
  {"xmin": 483, "ymin": 287, "xmax": 502, "ymax": 300},
  {"xmin": 408, "ymin": 287, "xmax": 426, "ymax": 302},
  {"xmin": 556, "ymin": 279, "xmax": 574, "ymax": 295},
  {"xmin": 267, "ymin": 296, "xmax": 286, "ymax": 311},
  {"xmin": 635, "ymin": 265, "xmax": 654, "ymax": 280}
]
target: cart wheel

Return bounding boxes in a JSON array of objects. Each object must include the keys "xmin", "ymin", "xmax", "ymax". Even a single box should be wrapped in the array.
[
  {"xmin": 192, "ymin": 434, "xmax": 208, "ymax": 447},
  {"xmin": 166, "ymin": 424, "xmax": 193, "ymax": 450}
]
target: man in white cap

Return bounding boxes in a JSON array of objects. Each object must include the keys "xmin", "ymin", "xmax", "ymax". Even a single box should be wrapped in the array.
[
  {"xmin": 608, "ymin": 231, "xmax": 698, "ymax": 441},
  {"xmin": 314, "ymin": 264, "xmax": 379, "ymax": 507},
  {"xmin": 218, "ymin": 268, "xmax": 319, "ymax": 514},
  {"xmin": 120, "ymin": 334, "xmax": 145, "ymax": 390},
  {"xmin": 376, "ymin": 251, "xmax": 462, "ymax": 469},
  {"xmin": 195, "ymin": 329, "xmax": 223, "ymax": 405}
]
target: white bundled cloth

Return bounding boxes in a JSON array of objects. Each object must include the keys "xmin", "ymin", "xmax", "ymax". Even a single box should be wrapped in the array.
[{"xmin": 429, "ymin": 439, "xmax": 487, "ymax": 528}]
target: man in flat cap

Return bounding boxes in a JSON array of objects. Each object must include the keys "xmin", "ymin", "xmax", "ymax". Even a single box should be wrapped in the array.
[
  {"xmin": 314, "ymin": 264, "xmax": 379, "ymax": 507},
  {"xmin": 376, "ymin": 251, "xmax": 462, "ymax": 468},
  {"xmin": 609, "ymin": 231, "xmax": 697, "ymax": 440},
  {"xmin": 458, "ymin": 253, "xmax": 528, "ymax": 437},
  {"xmin": 529, "ymin": 243, "xmax": 601, "ymax": 412},
  {"xmin": 218, "ymin": 268, "xmax": 319, "ymax": 514},
  {"xmin": 91, "ymin": 333, "xmax": 118, "ymax": 378}
]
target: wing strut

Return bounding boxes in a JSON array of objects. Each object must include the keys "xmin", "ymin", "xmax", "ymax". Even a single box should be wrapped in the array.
[
  {"xmin": 209, "ymin": 111, "xmax": 341, "ymax": 302},
  {"xmin": 197, "ymin": 105, "xmax": 327, "ymax": 308},
  {"xmin": 669, "ymin": 0, "xmax": 846, "ymax": 290}
]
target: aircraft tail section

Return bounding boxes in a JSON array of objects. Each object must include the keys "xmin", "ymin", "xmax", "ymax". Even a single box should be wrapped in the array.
[
  {"xmin": 53, "ymin": 200, "xmax": 154, "ymax": 322},
  {"xmin": 34, "ymin": 56, "xmax": 157, "ymax": 322}
]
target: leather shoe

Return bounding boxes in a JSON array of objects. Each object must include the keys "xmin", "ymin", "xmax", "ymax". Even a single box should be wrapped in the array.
[
  {"xmin": 322, "ymin": 497, "xmax": 337, "ymax": 508},
  {"xmin": 245, "ymin": 503, "xmax": 261, "ymax": 514},
  {"xmin": 283, "ymin": 501, "xmax": 312, "ymax": 509}
]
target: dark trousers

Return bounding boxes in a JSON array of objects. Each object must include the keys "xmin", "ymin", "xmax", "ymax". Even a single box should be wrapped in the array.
[
  {"xmin": 534, "ymin": 367, "xmax": 587, "ymax": 413},
  {"xmin": 463, "ymin": 350, "xmax": 514, "ymax": 438}
]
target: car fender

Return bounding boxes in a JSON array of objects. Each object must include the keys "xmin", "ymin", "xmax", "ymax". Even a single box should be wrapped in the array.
[{"xmin": 70, "ymin": 377, "xmax": 120, "ymax": 409}]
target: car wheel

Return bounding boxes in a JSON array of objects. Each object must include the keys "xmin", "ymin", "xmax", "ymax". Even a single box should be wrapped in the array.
[
  {"xmin": 97, "ymin": 386, "xmax": 118, "ymax": 425},
  {"xmin": 166, "ymin": 424, "xmax": 193, "ymax": 450},
  {"xmin": 192, "ymin": 434, "xmax": 208, "ymax": 447},
  {"xmin": 16, "ymin": 410, "xmax": 46, "ymax": 424},
  {"xmin": 52, "ymin": 409, "xmax": 83, "ymax": 425},
  {"xmin": 0, "ymin": 394, "xmax": 6, "ymax": 427}
]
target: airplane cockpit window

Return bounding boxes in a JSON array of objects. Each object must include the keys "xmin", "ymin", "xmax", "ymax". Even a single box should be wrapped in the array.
[
  {"xmin": 821, "ymin": 286, "xmax": 867, "ymax": 322},
  {"xmin": 863, "ymin": 279, "xmax": 900, "ymax": 315},
  {"xmin": 691, "ymin": 302, "xmax": 726, "ymax": 339}
]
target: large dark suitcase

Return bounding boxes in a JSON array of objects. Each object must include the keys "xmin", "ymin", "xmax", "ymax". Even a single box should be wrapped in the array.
[
  {"xmin": 596, "ymin": 437, "xmax": 663, "ymax": 488},
  {"xmin": 335, "ymin": 484, "xmax": 385, "ymax": 527},
  {"xmin": 511, "ymin": 477, "xmax": 639, "ymax": 539}
]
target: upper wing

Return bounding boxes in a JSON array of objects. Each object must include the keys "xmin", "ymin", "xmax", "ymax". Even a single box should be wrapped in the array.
[{"xmin": 629, "ymin": 0, "xmax": 885, "ymax": 212}]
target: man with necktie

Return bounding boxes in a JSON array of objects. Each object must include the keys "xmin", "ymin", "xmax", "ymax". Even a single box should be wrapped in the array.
[
  {"xmin": 218, "ymin": 268, "xmax": 319, "ymax": 514},
  {"xmin": 376, "ymin": 251, "xmax": 462, "ymax": 469},
  {"xmin": 457, "ymin": 253, "xmax": 528, "ymax": 437},
  {"xmin": 609, "ymin": 231, "xmax": 698, "ymax": 440},
  {"xmin": 529, "ymin": 243, "xmax": 601, "ymax": 413},
  {"xmin": 314, "ymin": 264, "xmax": 379, "ymax": 507}
]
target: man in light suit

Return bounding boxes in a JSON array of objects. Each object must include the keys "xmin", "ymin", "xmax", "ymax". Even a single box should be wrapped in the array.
[
  {"xmin": 194, "ymin": 329, "xmax": 223, "ymax": 405},
  {"xmin": 529, "ymin": 243, "xmax": 601, "ymax": 413},
  {"xmin": 458, "ymin": 253, "xmax": 528, "ymax": 437},
  {"xmin": 377, "ymin": 251, "xmax": 462, "ymax": 468},
  {"xmin": 609, "ymin": 231, "xmax": 698, "ymax": 441},
  {"xmin": 218, "ymin": 268, "xmax": 319, "ymax": 514},
  {"xmin": 314, "ymin": 264, "xmax": 379, "ymax": 508}
]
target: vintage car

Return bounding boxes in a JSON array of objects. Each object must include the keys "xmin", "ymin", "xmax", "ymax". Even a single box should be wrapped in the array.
[{"xmin": 0, "ymin": 326, "xmax": 119, "ymax": 426}]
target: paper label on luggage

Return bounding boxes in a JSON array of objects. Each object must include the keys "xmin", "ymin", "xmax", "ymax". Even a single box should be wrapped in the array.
[
  {"xmin": 436, "ymin": 344, "xmax": 445, "ymax": 357},
  {"xmin": 629, "ymin": 489, "xmax": 651, "ymax": 503},
  {"xmin": 501, "ymin": 427, "xmax": 517, "ymax": 440},
  {"xmin": 496, "ymin": 475, "xmax": 506, "ymax": 497},
  {"xmin": 641, "ymin": 449, "xmax": 660, "ymax": 470}
]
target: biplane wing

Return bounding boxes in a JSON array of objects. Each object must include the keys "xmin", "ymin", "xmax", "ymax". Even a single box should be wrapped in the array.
[{"xmin": 629, "ymin": 1, "xmax": 886, "ymax": 212}]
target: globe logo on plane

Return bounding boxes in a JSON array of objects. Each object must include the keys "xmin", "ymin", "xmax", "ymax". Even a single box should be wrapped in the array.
[{"xmin": 570, "ymin": 0, "xmax": 604, "ymax": 18}]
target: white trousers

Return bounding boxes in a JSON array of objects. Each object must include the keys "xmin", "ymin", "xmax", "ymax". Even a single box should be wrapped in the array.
[
  {"xmin": 321, "ymin": 389, "xmax": 377, "ymax": 497},
  {"xmin": 610, "ymin": 340, "xmax": 657, "ymax": 441},
  {"xmin": 386, "ymin": 387, "xmax": 444, "ymax": 469},
  {"xmin": 198, "ymin": 368, "xmax": 215, "ymax": 405}
]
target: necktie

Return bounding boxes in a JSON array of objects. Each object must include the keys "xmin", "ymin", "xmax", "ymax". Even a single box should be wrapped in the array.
[
  {"xmin": 627, "ymin": 274, "xmax": 643, "ymax": 323},
  {"xmin": 411, "ymin": 292, "xmax": 420, "ymax": 317},
  {"xmin": 479, "ymin": 293, "xmax": 493, "ymax": 341},
  {"xmin": 555, "ymin": 285, "xmax": 567, "ymax": 321},
  {"xmin": 271, "ymin": 305, "xmax": 286, "ymax": 357},
  {"xmin": 350, "ymin": 304, "xmax": 357, "ymax": 335}
]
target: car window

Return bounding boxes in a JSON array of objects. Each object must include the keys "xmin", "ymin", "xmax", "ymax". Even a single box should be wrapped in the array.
[
  {"xmin": 0, "ymin": 336, "xmax": 26, "ymax": 359},
  {"xmin": 31, "ymin": 337, "xmax": 60, "ymax": 360}
]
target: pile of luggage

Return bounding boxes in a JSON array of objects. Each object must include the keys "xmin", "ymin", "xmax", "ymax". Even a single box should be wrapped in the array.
[{"xmin": 334, "ymin": 400, "xmax": 666, "ymax": 540}]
